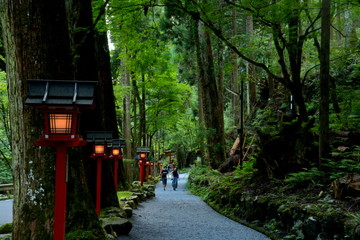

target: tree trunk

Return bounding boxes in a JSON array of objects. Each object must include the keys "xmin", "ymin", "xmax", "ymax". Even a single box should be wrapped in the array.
[
  {"xmin": 0, "ymin": 0, "xmax": 107, "ymax": 239},
  {"xmin": 123, "ymin": 70, "xmax": 132, "ymax": 159},
  {"xmin": 132, "ymin": 78, "xmax": 145, "ymax": 146},
  {"xmin": 246, "ymin": 15, "xmax": 256, "ymax": 115},
  {"xmin": 202, "ymin": 29, "xmax": 226, "ymax": 169},
  {"xmin": 193, "ymin": 19, "xmax": 206, "ymax": 164},
  {"xmin": 319, "ymin": 0, "xmax": 331, "ymax": 163},
  {"xmin": 94, "ymin": 32, "xmax": 123, "ymax": 203},
  {"xmin": 67, "ymin": 0, "xmax": 118, "ymax": 216},
  {"xmin": 132, "ymin": 73, "xmax": 138, "ymax": 149},
  {"xmin": 141, "ymin": 74, "xmax": 146, "ymax": 146},
  {"xmin": 232, "ymin": 9, "xmax": 240, "ymax": 126},
  {"xmin": 239, "ymin": 73, "xmax": 245, "ymax": 168},
  {"xmin": 217, "ymin": 41, "xmax": 225, "ymax": 138},
  {"xmin": 133, "ymin": 74, "xmax": 147, "ymax": 146}
]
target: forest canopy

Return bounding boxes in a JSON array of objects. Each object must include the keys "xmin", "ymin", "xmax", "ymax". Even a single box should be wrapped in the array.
[
  {"xmin": 0, "ymin": 0, "xmax": 359, "ymax": 180},
  {"xmin": 0, "ymin": 0, "xmax": 359, "ymax": 238}
]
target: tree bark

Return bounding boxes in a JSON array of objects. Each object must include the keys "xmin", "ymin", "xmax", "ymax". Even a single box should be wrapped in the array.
[
  {"xmin": 193, "ymin": 19, "xmax": 206, "ymax": 164},
  {"xmin": 232, "ymin": 9, "xmax": 240, "ymax": 126},
  {"xmin": 319, "ymin": 0, "xmax": 331, "ymax": 163},
  {"xmin": 140, "ymin": 74, "xmax": 146, "ymax": 146},
  {"xmin": 0, "ymin": 0, "xmax": 100, "ymax": 239},
  {"xmin": 67, "ymin": 0, "xmax": 118, "ymax": 215},
  {"xmin": 132, "ymin": 74, "xmax": 138, "ymax": 148},
  {"xmin": 123, "ymin": 69, "xmax": 132, "ymax": 159},
  {"xmin": 202, "ymin": 29, "xmax": 226, "ymax": 169},
  {"xmin": 94, "ymin": 32, "xmax": 123, "ymax": 203},
  {"xmin": 246, "ymin": 15, "xmax": 256, "ymax": 115}
]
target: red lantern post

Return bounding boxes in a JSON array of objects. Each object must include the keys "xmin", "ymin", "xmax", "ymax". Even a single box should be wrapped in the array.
[
  {"xmin": 150, "ymin": 161, "xmax": 154, "ymax": 177},
  {"xmin": 111, "ymin": 148, "xmax": 121, "ymax": 191},
  {"xmin": 90, "ymin": 143, "xmax": 107, "ymax": 216},
  {"xmin": 136, "ymin": 147, "xmax": 150, "ymax": 185},
  {"xmin": 109, "ymin": 139, "xmax": 125, "ymax": 192},
  {"xmin": 138, "ymin": 153, "xmax": 146, "ymax": 185},
  {"xmin": 145, "ymin": 160, "xmax": 150, "ymax": 181},
  {"xmin": 25, "ymin": 80, "xmax": 96, "ymax": 240},
  {"xmin": 85, "ymin": 131, "xmax": 113, "ymax": 216}
]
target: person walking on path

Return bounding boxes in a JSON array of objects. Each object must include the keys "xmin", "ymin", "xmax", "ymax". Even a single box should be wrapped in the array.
[
  {"xmin": 160, "ymin": 167, "xmax": 169, "ymax": 190},
  {"xmin": 119, "ymin": 173, "xmax": 270, "ymax": 240},
  {"xmin": 172, "ymin": 167, "xmax": 179, "ymax": 191}
]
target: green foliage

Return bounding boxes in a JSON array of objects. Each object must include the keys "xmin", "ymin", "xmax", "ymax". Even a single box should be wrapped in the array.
[
  {"xmin": 323, "ymin": 159, "xmax": 360, "ymax": 181},
  {"xmin": 329, "ymin": 88, "xmax": 360, "ymax": 131},
  {"xmin": 66, "ymin": 230, "xmax": 100, "ymax": 240},
  {"xmin": 188, "ymin": 166, "xmax": 220, "ymax": 188},
  {"xmin": 250, "ymin": 106, "xmax": 281, "ymax": 136},
  {"xmin": 0, "ymin": 164, "xmax": 12, "ymax": 184},
  {"xmin": 284, "ymin": 146, "xmax": 360, "ymax": 187},
  {"xmin": 347, "ymin": 212, "xmax": 360, "ymax": 230},
  {"xmin": 0, "ymin": 72, "xmax": 11, "ymax": 184},
  {"xmin": 117, "ymin": 191, "xmax": 133, "ymax": 204},
  {"xmin": 0, "ymin": 223, "xmax": 12, "ymax": 234},
  {"xmin": 284, "ymin": 167, "xmax": 324, "ymax": 188},
  {"xmin": 233, "ymin": 161, "xmax": 257, "ymax": 187},
  {"xmin": 188, "ymin": 163, "xmax": 257, "ymax": 210}
]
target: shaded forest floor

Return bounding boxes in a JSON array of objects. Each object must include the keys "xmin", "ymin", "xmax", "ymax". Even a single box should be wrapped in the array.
[{"xmin": 187, "ymin": 165, "xmax": 360, "ymax": 240}]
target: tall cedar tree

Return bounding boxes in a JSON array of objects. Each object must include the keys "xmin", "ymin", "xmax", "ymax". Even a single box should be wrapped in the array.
[{"xmin": 0, "ymin": 0, "xmax": 119, "ymax": 238}]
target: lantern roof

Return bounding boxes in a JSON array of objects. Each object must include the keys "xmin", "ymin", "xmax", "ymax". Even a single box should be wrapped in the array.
[
  {"xmin": 136, "ymin": 146, "xmax": 150, "ymax": 153},
  {"xmin": 84, "ymin": 131, "xmax": 113, "ymax": 143},
  {"xmin": 25, "ymin": 79, "xmax": 96, "ymax": 107},
  {"xmin": 107, "ymin": 139, "xmax": 126, "ymax": 148}
]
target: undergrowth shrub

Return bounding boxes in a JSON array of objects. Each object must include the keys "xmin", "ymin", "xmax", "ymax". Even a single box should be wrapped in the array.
[
  {"xmin": 188, "ymin": 162, "xmax": 256, "ymax": 209},
  {"xmin": 323, "ymin": 146, "xmax": 360, "ymax": 180},
  {"xmin": 284, "ymin": 167, "xmax": 324, "ymax": 188}
]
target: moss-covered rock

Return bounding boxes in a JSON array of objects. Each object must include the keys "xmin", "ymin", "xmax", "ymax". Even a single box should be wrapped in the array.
[
  {"xmin": 123, "ymin": 206, "xmax": 133, "ymax": 218},
  {"xmin": 125, "ymin": 200, "xmax": 137, "ymax": 209},
  {"xmin": 101, "ymin": 217, "xmax": 132, "ymax": 236},
  {"xmin": 103, "ymin": 207, "xmax": 128, "ymax": 219}
]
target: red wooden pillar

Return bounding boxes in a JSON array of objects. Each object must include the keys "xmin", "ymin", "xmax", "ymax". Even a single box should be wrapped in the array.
[
  {"xmin": 53, "ymin": 145, "xmax": 68, "ymax": 240},
  {"xmin": 139, "ymin": 163, "xmax": 144, "ymax": 185},
  {"xmin": 145, "ymin": 163, "xmax": 149, "ymax": 182},
  {"xmin": 113, "ymin": 158, "xmax": 118, "ymax": 191},
  {"xmin": 138, "ymin": 160, "xmax": 145, "ymax": 186},
  {"xmin": 96, "ymin": 158, "xmax": 102, "ymax": 216}
]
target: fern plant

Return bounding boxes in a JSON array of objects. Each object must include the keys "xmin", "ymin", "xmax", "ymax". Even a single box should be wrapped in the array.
[
  {"xmin": 284, "ymin": 167, "xmax": 324, "ymax": 188},
  {"xmin": 323, "ymin": 158, "xmax": 360, "ymax": 180}
]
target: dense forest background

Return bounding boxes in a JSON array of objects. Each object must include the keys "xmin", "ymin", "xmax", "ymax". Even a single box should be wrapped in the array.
[{"xmin": 0, "ymin": 0, "xmax": 359, "ymax": 239}]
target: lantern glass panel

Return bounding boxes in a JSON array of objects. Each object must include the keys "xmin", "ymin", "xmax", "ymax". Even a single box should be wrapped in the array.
[
  {"xmin": 49, "ymin": 113, "xmax": 72, "ymax": 134},
  {"xmin": 112, "ymin": 148, "xmax": 120, "ymax": 156},
  {"xmin": 95, "ymin": 144, "xmax": 105, "ymax": 154}
]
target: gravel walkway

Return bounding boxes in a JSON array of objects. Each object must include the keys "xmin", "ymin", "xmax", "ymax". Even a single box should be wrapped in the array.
[{"xmin": 118, "ymin": 173, "xmax": 270, "ymax": 240}]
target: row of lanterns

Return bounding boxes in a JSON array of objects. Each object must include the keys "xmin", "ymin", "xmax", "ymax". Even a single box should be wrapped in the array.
[
  {"xmin": 24, "ymin": 80, "xmax": 154, "ymax": 240},
  {"xmin": 85, "ymin": 132, "xmax": 124, "ymax": 216}
]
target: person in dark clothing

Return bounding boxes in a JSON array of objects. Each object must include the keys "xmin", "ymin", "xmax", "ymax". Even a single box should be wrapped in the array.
[
  {"xmin": 172, "ymin": 167, "xmax": 179, "ymax": 191},
  {"xmin": 160, "ymin": 167, "xmax": 169, "ymax": 190}
]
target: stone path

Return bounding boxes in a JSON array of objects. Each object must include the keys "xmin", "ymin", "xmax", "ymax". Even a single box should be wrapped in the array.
[{"xmin": 118, "ymin": 174, "xmax": 270, "ymax": 240}]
